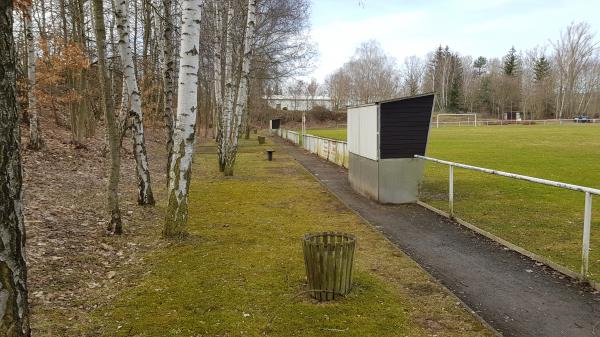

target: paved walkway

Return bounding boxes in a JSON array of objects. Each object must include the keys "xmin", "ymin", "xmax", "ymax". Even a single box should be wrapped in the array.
[{"xmin": 277, "ymin": 139, "xmax": 600, "ymax": 337}]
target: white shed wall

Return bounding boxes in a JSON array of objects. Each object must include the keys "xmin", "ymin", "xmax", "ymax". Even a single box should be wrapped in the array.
[{"xmin": 348, "ymin": 105, "xmax": 378, "ymax": 161}]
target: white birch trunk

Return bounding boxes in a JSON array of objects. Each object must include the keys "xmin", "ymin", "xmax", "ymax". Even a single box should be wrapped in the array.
[
  {"xmin": 118, "ymin": 78, "xmax": 129, "ymax": 145},
  {"xmin": 25, "ymin": 6, "xmax": 42, "ymax": 150},
  {"xmin": 213, "ymin": 0, "xmax": 225, "ymax": 168},
  {"xmin": 162, "ymin": 0, "xmax": 176, "ymax": 182},
  {"xmin": 218, "ymin": 2, "xmax": 234, "ymax": 172},
  {"xmin": 114, "ymin": 0, "xmax": 155, "ymax": 205},
  {"xmin": 164, "ymin": 0, "xmax": 202, "ymax": 238},
  {"xmin": 223, "ymin": 0, "xmax": 256, "ymax": 176}
]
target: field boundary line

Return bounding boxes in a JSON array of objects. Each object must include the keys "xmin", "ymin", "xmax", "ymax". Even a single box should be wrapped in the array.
[{"xmin": 416, "ymin": 200, "xmax": 600, "ymax": 292}]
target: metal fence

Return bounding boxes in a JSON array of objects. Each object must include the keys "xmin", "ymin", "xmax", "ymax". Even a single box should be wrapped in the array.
[
  {"xmin": 415, "ymin": 154, "xmax": 600, "ymax": 282},
  {"xmin": 433, "ymin": 118, "xmax": 600, "ymax": 127},
  {"xmin": 302, "ymin": 134, "xmax": 349, "ymax": 168},
  {"xmin": 276, "ymin": 128, "xmax": 300, "ymax": 145},
  {"xmin": 275, "ymin": 128, "xmax": 349, "ymax": 168}
]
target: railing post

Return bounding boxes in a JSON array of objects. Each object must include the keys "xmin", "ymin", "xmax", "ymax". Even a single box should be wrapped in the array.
[
  {"xmin": 582, "ymin": 192, "xmax": 592, "ymax": 278},
  {"xmin": 449, "ymin": 165, "xmax": 454, "ymax": 217}
]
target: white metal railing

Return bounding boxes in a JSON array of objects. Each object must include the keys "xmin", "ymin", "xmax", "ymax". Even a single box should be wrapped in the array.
[
  {"xmin": 415, "ymin": 154, "xmax": 599, "ymax": 279},
  {"xmin": 276, "ymin": 128, "xmax": 300, "ymax": 145},
  {"xmin": 432, "ymin": 118, "xmax": 599, "ymax": 127},
  {"xmin": 302, "ymin": 134, "xmax": 349, "ymax": 168},
  {"xmin": 275, "ymin": 128, "xmax": 349, "ymax": 167}
]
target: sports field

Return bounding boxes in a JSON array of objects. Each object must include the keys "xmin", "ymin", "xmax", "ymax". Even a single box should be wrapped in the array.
[{"xmin": 307, "ymin": 125, "xmax": 600, "ymax": 282}]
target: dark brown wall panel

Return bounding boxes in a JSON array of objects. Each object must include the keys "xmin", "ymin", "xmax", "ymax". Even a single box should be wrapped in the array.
[{"xmin": 379, "ymin": 94, "xmax": 434, "ymax": 159}]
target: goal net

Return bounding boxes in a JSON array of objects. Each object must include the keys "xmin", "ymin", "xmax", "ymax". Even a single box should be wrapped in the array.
[{"xmin": 435, "ymin": 113, "xmax": 477, "ymax": 128}]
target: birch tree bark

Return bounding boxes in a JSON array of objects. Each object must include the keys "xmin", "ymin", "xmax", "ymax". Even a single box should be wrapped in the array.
[
  {"xmin": 93, "ymin": 0, "xmax": 123, "ymax": 234},
  {"xmin": 0, "ymin": 2, "xmax": 31, "ymax": 334},
  {"xmin": 162, "ymin": 0, "xmax": 175, "ymax": 181},
  {"xmin": 164, "ymin": 0, "xmax": 202, "ymax": 238},
  {"xmin": 212, "ymin": 0, "xmax": 224, "ymax": 169},
  {"xmin": 25, "ymin": 4, "xmax": 42, "ymax": 150},
  {"xmin": 218, "ymin": 2, "xmax": 234, "ymax": 173},
  {"xmin": 223, "ymin": 0, "xmax": 256, "ymax": 176},
  {"xmin": 114, "ymin": 0, "xmax": 155, "ymax": 205},
  {"xmin": 118, "ymin": 78, "xmax": 129, "ymax": 147}
]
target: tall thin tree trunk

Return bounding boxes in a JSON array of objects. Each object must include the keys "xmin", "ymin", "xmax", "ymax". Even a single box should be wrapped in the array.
[
  {"xmin": 218, "ymin": 2, "xmax": 234, "ymax": 172},
  {"xmin": 223, "ymin": 0, "xmax": 256, "ymax": 176},
  {"xmin": 118, "ymin": 76, "xmax": 129, "ymax": 146},
  {"xmin": 212, "ymin": 0, "xmax": 224, "ymax": 160},
  {"xmin": 93, "ymin": 0, "xmax": 123, "ymax": 234},
  {"xmin": 114, "ymin": 0, "xmax": 155, "ymax": 205},
  {"xmin": 0, "ymin": 2, "xmax": 31, "ymax": 334},
  {"xmin": 25, "ymin": 6, "xmax": 42, "ymax": 150},
  {"xmin": 164, "ymin": 0, "xmax": 202, "ymax": 238},
  {"xmin": 162, "ymin": 0, "xmax": 175, "ymax": 182}
]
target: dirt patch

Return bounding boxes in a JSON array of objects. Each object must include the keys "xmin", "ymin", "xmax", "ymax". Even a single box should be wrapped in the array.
[{"xmin": 22, "ymin": 116, "xmax": 168, "ymax": 335}]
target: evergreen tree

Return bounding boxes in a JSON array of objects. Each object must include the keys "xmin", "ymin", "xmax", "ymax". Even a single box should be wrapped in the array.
[
  {"xmin": 447, "ymin": 54, "xmax": 463, "ymax": 112},
  {"xmin": 502, "ymin": 46, "xmax": 520, "ymax": 77},
  {"xmin": 473, "ymin": 56, "xmax": 487, "ymax": 76},
  {"xmin": 533, "ymin": 56, "xmax": 551, "ymax": 82}
]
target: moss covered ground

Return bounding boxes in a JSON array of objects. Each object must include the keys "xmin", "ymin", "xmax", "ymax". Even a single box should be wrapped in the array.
[{"xmin": 91, "ymin": 137, "xmax": 493, "ymax": 337}]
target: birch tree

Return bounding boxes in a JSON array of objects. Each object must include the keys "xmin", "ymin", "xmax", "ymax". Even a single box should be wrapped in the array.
[
  {"xmin": 164, "ymin": 0, "xmax": 202, "ymax": 238},
  {"xmin": 218, "ymin": 2, "xmax": 234, "ymax": 173},
  {"xmin": 223, "ymin": 0, "xmax": 256, "ymax": 176},
  {"xmin": 114, "ymin": 0, "xmax": 155, "ymax": 205},
  {"xmin": 24, "ymin": 3, "xmax": 42, "ymax": 150},
  {"xmin": 162, "ymin": 0, "xmax": 176, "ymax": 181},
  {"xmin": 0, "ymin": 1, "xmax": 31, "ymax": 334},
  {"xmin": 93, "ymin": 0, "xmax": 123, "ymax": 234},
  {"xmin": 212, "ymin": 0, "xmax": 225, "ymax": 171}
]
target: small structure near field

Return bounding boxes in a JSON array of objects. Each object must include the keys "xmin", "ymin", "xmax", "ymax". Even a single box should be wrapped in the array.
[
  {"xmin": 269, "ymin": 118, "xmax": 281, "ymax": 133},
  {"xmin": 347, "ymin": 94, "xmax": 435, "ymax": 204}
]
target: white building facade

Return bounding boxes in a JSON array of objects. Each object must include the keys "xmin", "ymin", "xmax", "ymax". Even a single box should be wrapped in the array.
[{"xmin": 264, "ymin": 95, "xmax": 333, "ymax": 111}]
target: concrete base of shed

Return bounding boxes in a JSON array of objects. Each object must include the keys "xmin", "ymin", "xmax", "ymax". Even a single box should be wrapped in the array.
[{"xmin": 348, "ymin": 153, "xmax": 424, "ymax": 204}]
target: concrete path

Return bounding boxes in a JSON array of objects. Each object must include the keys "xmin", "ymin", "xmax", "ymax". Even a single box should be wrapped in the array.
[{"xmin": 277, "ymin": 139, "xmax": 600, "ymax": 337}]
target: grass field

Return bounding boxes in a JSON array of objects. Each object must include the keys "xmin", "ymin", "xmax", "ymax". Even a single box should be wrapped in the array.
[
  {"xmin": 305, "ymin": 128, "xmax": 347, "ymax": 141},
  {"xmin": 308, "ymin": 125, "xmax": 600, "ymax": 282},
  {"xmin": 91, "ymin": 138, "xmax": 493, "ymax": 336}
]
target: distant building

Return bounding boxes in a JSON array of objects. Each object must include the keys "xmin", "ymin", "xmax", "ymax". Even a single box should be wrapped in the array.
[{"xmin": 264, "ymin": 95, "xmax": 333, "ymax": 111}]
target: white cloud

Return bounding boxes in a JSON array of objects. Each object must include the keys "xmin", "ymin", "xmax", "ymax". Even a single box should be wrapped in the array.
[
  {"xmin": 308, "ymin": 0, "xmax": 600, "ymax": 82},
  {"xmin": 311, "ymin": 10, "xmax": 428, "ymax": 81}
]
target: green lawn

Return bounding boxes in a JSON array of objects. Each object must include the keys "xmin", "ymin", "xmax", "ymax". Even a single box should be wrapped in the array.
[
  {"xmin": 307, "ymin": 125, "xmax": 600, "ymax": 282},
  {"xmin": 91, "ymin": 137, "xmax": 492, "ymax": 337},
  {"xmin": 306, "ymin": 128, "xmax": 347, "ymax": 141}
]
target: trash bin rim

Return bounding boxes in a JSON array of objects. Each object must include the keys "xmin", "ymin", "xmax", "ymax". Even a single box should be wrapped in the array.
[{"xmin": 303, "ymin": 232, "xmax": 356, "ymax": 247}]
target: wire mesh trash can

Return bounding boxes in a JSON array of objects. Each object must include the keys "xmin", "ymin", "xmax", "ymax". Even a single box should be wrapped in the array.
[{"xmin": 302, "ymin": 232, "xmax": 356, "ymax": 301}]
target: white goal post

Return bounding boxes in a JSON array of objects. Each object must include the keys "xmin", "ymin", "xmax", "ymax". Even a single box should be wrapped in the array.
[{"xmin": 435, "ymin": 113, "xmax": 477, "ymax": 128}]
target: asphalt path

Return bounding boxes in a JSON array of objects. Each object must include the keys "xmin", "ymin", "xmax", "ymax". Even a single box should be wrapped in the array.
[{"xmin": 278, "ymin": 139, "xmax": 600, "ymax": 337}]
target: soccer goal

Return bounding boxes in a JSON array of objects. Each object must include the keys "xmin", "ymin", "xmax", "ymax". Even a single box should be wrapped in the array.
[{"xmin": 435, "ymin": 113, "xmax": 477, "ymax": 128}]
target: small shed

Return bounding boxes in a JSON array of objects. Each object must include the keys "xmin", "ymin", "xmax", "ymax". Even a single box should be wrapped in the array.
[
  {"xmin": 269, "ymin": 118, "xmax": 281, "ymax": 131},
  {"xmin": 347, "ymin": 94, "xmax": 435, "ymax": 204}
]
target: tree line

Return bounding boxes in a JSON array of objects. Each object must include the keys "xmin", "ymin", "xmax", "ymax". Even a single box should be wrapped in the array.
[
  {"xmin": 1, "ymin": 0, "xmax": 313, "ymax": 334},
  {"xmin": 326, "ymin": 22, "xmax": 600, "ymax": 119}
]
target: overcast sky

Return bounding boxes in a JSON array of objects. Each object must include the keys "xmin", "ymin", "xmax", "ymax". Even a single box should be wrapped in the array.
[{"xmin": 308, "ymin": 0, "xmax": 600, "ymax": 81}]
